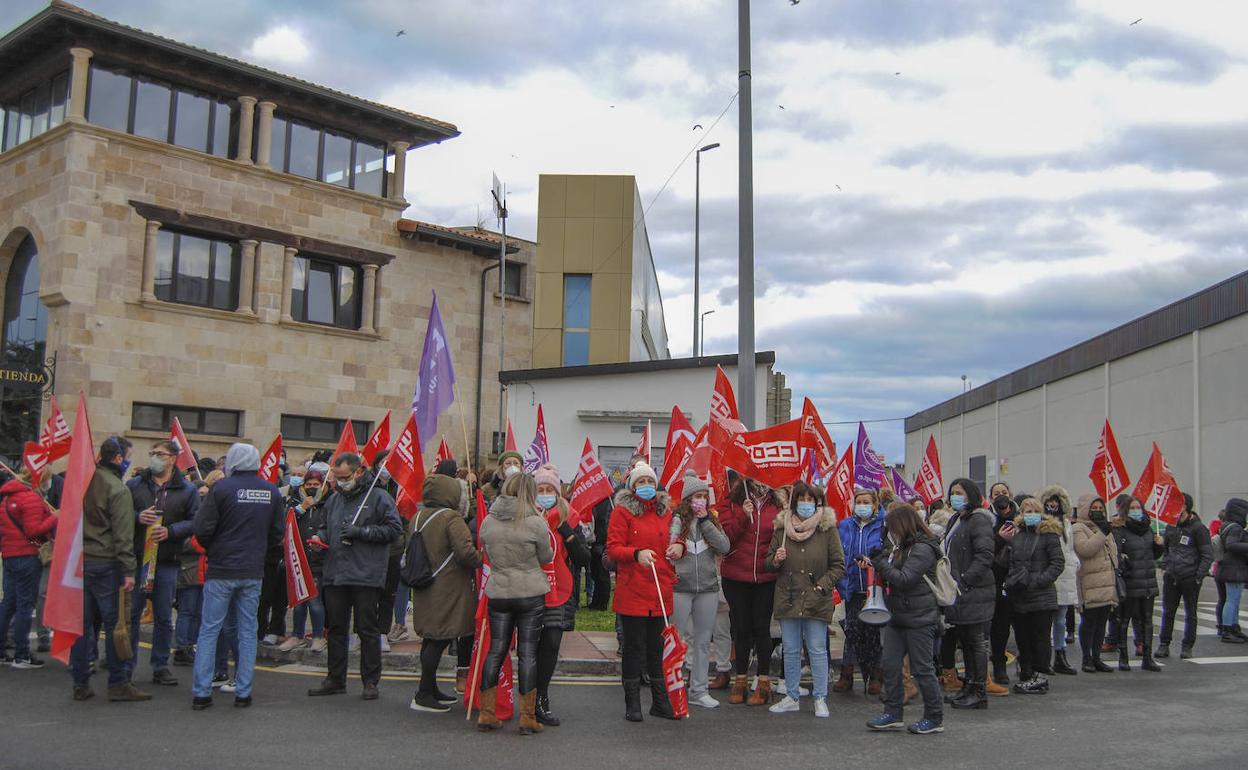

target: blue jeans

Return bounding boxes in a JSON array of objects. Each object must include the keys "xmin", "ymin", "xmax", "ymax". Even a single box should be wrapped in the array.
[
  {"xmin": 126, "ymin": 562, "xmax": 179, "ymax": 674},
  {"xmin": 70, "ymin": 561, "xmax": 126, "ymax": 688},
  {"xmin": 214, "ymin": 597, "xmax": 239, "ymax": 677},
  {"xmin": 780, "ymin": 617, "xmax": 829, "ymax": 699},
  {"xmin": 193, "ymin": 578, "xmax": 260, "ymax": 698},
  {"xmin": 0, "ymin": 555, "xmax": 41, "ymax": 658},
  {"xmin": 292, "ymin": 593, "xmax": 325, "ymax": 638},
  {"xmin": 175, "ymin": 585, "xmax": 203, "ymax": 650},
  {"xmin": 1053, "ymin": 604, "xmax": 1070, "ymax": 651},
  {"xmin": 1224, "ymin": 582, "xmax": 1244, "ymax": 629},
  {"xmin": 393, "ymin": 583, "xmax": 409, "ymax": 627}
]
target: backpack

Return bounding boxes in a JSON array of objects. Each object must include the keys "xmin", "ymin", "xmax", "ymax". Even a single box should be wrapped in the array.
[
  {"xmin": 400, "ymin": 508, "xmax": 454, "ymax": 590},
  {"xmin": 1210, "ymin": 532, "xmax": 1225, "ymax": 563},
  {"xmin": 923, "ymin": 541, "xmax": 961, "ymax": 607}
]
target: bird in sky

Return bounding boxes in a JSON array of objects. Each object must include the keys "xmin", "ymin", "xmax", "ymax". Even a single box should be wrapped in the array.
[
  {"xmin": 692, "ymin": 123, "xmax": 703, "ymax": 131},
  {"xmin": 790, "ymin": 0, "xmax": 800, "ymax": 5},
  {"xmin": 396, "ymin": 29, "xmax": 406, "ymax": 37},
  {"xmin": 778, "ymin": 104, "xmax": 786, "ymax": 110},
  {"xmin": 1130, "ymin": 18, "xmax": 1143, "ymax": 25},
  {"xmin": 835, "ymin": 184, "xmax": 842, "ymax": 191}
]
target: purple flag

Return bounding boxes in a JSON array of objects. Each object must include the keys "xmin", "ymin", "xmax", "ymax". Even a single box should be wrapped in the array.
[
  {"xmin": 890, "ymin": 468, "xmax": 922, "ymax": 504},
  {"xmin": 853, "ymin": 422, "xmax": 885, "ymax": 490},
  {"xmin": 523, "ymin": 404, "xmax": 550, "ymax": 473},
  {"xmin": 412, "ymin": 291, "xmax": 456, "ymax": 454}
]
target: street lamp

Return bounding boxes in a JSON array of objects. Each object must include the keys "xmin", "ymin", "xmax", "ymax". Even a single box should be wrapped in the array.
[
  {"xmin": 700, "ymin": 309, "xmax": 716, "ymax": 357},
  {"xmin": 961, "ymin": 374, "xmax": 968, "ymax": 393},
  {"xmin": 693, "ymin": 142, "xmax": 720, "ymax": 360}
]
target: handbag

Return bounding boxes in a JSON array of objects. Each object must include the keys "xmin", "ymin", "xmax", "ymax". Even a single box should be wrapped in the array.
[{"xmin": 1109, "ymin": 539, "xmax": 1128, "ymax": 602}]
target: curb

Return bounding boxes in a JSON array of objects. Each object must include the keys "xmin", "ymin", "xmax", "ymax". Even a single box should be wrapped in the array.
[{"xmin": 254, "ymin": 644, "xmax": 621, "ymax": 677}]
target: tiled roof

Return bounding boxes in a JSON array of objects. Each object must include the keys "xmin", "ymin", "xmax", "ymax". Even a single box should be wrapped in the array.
[{"xmin": 398, "ymin": 219, "xmax": 520, "ymax": 254}]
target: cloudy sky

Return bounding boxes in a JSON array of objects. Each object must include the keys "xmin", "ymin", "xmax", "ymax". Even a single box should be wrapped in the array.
[{"xmin": 6, "ymin": 0, "xmax": 1246, "ymax": 465}]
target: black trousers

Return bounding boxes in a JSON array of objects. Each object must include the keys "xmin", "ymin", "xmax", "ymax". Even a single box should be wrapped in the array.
[
  {"xmin": 990, "ymin": 592, "xmax": 1013, "ymax": 668},
  {"xmin": 376, "ymin": 551, "xmax": 402, "ymax": 634},
  {"xmin": 1215, "ymin": 577, "xmax": 1227, "ymax": 630},
  {"xmin": 456, "ymin": 635, "xmax": 473, "ymax": 668},
  {"xmin": 482, "ymin": 595, "xmax": 544, "ymax": 695},
  {"xmin": 1078, "ymin": 605, "xmax": 1113, "ymax": 659},
  {"xmin": 1118, "ymin": 595, "xmax": 1155, "ymax": 654},
  {"xmin": 323, "ymin": 584, "xmax": 382, "ymax": 686},
  {"xmin": 537, "ymin": 603, "xmax": 564, "ymax": 697},
  {"xmin": 1159, "ymin": 577, "xmax": 1201, "ymax": 647},
  {"xmin": 620, "ymin": 614, "xmax": 664, "ymax": 682},
  {"xmin": 419, "ymin": 637, "xmax": 452, "ymax": 694},
  {"xmin": 947, "ymin": 621, "xmax": 989, "ymax": 685},
  {"xmin": 257, "ymin": 561, "xmax": 288, "ymax": 638},
  {"xmin": 588, "ymin": 548, "xmax": 612, "ymax": 609},
  {"xmin": 721, "ymin": 578, "xmax": 775, "ymax": 677},
  {"xmin": 1013, "ymin": 609, "xmax": 1054, "ymax": 679}
]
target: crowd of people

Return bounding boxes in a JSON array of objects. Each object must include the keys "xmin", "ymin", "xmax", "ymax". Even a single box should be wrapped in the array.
[{"xmin": 1, "ymin": 438, "xmax": 1247, "ymax": 737}]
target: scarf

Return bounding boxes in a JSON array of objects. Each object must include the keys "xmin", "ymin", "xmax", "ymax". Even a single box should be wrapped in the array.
[{"xmin": 785, "ymin": 510, "xmax": 820, "ymax": 543}]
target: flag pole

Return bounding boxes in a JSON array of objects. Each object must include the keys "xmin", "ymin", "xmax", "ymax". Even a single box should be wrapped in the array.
[
  {"xmin": 464, "ymin": 616, "xmax": 489, "ymax": 720},
  {"xmin": 343, "ymin": 471, "xmax": 384, "ymax": 544},
  {"xmin": 452, "ymin": 381, "xmax": 474, "ymax": 476},
  {"xmin": 0, "ymin": 460, "xmax": 59, "ymax": 517}
]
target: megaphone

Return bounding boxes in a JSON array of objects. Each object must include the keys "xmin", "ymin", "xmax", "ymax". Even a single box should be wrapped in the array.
[{"xmin": 859, "ymin": 564, "xmax": 891, "ymax": 626}]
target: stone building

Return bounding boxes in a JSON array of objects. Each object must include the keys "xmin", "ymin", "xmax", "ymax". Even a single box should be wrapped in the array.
[{"xmin": 0, "ymin": 1, "xmax": 535, "ymax": 469}]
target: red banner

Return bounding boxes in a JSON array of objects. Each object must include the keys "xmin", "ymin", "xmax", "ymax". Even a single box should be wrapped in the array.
[
  {"xmin": 659, "ymin": 435, "xmax": 693, "ymax": 494},
  {"xmin": 829, "ymin": 444, "xmax": 855, "ymax": 521},
  {"xmin": 465, "ymin": 506, "xmax": 515, "ymax": 720},
  {"xmin": 170, "ymin": 416, "xmax": 198, "ymax": 473},
  {"xmin": 710, "ymin": 417, "xmax": 806, "ymax": 489},
  {"xmin": 39, "ymin": 395, "xmax": 72, "ymax": 462},
  {"xmin": 437, "ymin": 436, "xmax": 453, "ymax": 464},
  {"xmin": 259, "ymin": 434, "xmax": 283, "ymax": 485},
  {"xmin": 914, "ymin": 436, "xmax": 943, "ymax": 506},
  {"xmin": 661, "ymin": 624, "xmax": 689, "ymax": 719},
  {"xmin": 1131, "ymin": 442, "xmax": 1184, "ymax": 527},
  {"xmin": 568, "ymin": 438, "xmax": 614, "ymax": 527},
  {"xmin": 361, "ymin": 411, "xmax": 391, "ymax": 467},
  {"xmin": 504, "ymin": 419, "xmax": 518, "ymax": 452},
  {"xmin": 1089, "ymin": 420, "xmax": 1130, "ymax": 502},
  {"xmin": 384, "ymin": 413, "xmax": 425, "ymax": 503},
  {"xmin": 634, "ymin": 421, "xmax": 651, "ymax": 465},
  {"xmin": 799, "ymin": 398, "xmax": 837, "ymax": 476},
  {"xmin": 284, "ymin": 507, "xmax": 319, "ymax": 607},
  {"xmin": 333, "ymin": 419, "xmax": 359, "ymax": 464},
  {"xmin": 711, "ymin": 365, "xmax": 740, "ymax": 422},
  {"xmin": 22, "ymin": 441, "xmax": 49, "ymax": 487},
  {"xmin": 44, "ymin": 394, "xmax": 94, "ymax": 663},
  {"xmin": 665, "ymin": 406, "xmax": 696, "ymax": 451}
]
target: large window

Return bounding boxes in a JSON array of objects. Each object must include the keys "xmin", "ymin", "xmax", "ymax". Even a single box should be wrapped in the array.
[
  {"xmin": 264, "ymin": 113, "xmax": 388, "ymax": 196},
  {"xmin": 504, "ymin": 262, "xmax": 524, "ymax": 298},
  {"xmin": 132, "ymin": 402, "xmax": 242, "ymax": 437},
  {"xmin": 280, "ymin": 414, "xmax": 371, "ymax": 446},
  {"xmin": 290, "ymin": 255, "xmax": 362, "ymax": 329},
  {"xmin": 562, "ymin": 274, "xmax": 591, "ymax": 366},
  {"xmin": 0, "ymin": 70, "xmax": 70, "ymax": 152},
  {"xmin": 85, "ymin": 63, "xmax": 233, "ymax": 157},
  {"xmin": 153, "ymin": 229, "xmax": 240, "ymax": 311}
]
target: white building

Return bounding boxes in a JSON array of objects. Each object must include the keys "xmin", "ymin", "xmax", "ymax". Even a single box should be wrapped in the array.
[{"xmin": 904, "ymin": 269, "xmax": 1248, "ymax": 516}]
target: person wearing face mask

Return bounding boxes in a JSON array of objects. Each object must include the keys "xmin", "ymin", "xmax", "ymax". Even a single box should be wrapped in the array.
[
  {"xmin": 834, "ymin": 489, "xmax": 886, "ymax": 695},
  {"xmin": 278, "ymin": 468, "xmax": 329, "ymax": 653},
  {"xmin": 484, "ymin": 451, "xmax": 525, "ymax": 505},
  {"xmin": 1111, "ymin": 495, "xmax": 1164, "ymax": 672},
  {"xmin": 1216, "ymin": 498, "xmax": 1248, "ymax": 643},
  {"xmin": 123, "ymin": 440, "xmax": 199, "ymax": 686},
  {"xmin": 719, "ymin": 476, "xmax": 786, "ymax": 706},
  {"xmin": 1039, "ymin": 485, "xmax": 1080, "ymax": 676},
  {"xmin": 607, "ymin": 462, "xmax": 679, "ymax": 722},
  {"xmin": 937, "ymin": 479, "xmax": 996, "ymax": 710},
  {"xmin": 998, "ymin": 497, "xmax": 1064, "ymax": 694},
  {"xmin": 765, "ymin": 482, "xmax": 845, "ymax": 718},
  {"xmin": 1157, "ymin": 494, "xmax": 1213, "ymax": 658},
  {"xmin": 1073, "ymin": 495, "xmax": 1117, "ymax": 672},
  {"xmin": 986, "ymin": 482, "xmax": 1018, "ymax": 694},
  {"xmin": 0, "ymin": 468, "xmax": 58, "ymax": 671},
  {"xmin": 668, "ymin": 472, "xmax": 731, "ymax": 710}
]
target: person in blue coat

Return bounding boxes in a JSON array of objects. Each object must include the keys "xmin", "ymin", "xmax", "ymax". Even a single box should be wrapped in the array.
[{"xmin": 834, "ymin": 489, "xmax": 886, "ymax": 695}]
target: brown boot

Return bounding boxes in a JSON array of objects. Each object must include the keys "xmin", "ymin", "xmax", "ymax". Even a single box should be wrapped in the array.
[
  {"xmin": 728, "ymin": 674, "xmax": 748, "ymax": 704},
  {"xmin": 518, "ymin": 690, "xmax": 544, "ymax": 735},
  {"xmin": 833, "ymin": 664, "xmax": 854, "ymax": 693},
  {"xmin": 709, "ymin": 671, "xmax": 731, "ymax": 690},
  {"xmin": 455, "ymin": 667, "xmax": 469, "ymax": 695},
  {"xmin": 940, "ymin": 667, "xmax": 962, "ymax": 693},
  {"xmin": 985, "ymin": 671, "xmax": 1010, "ymax": 697},
  {"xmin": 108, "ymin": 683, "xmax": 153, "ymax": 702},
  {"xmin": 477, "ymin": 687, "xmax": 502, "ymax": 731},
  {"xmin": 746, "ymin": 675, "xmax": 771, "ymax": 706},
  {"xmin": 866, "ymin": 668, "xmax": 883, "ymax": 697}
]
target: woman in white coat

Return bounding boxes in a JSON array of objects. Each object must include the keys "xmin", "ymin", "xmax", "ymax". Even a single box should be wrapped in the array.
[{"xmin": 1040, "ymin": 485, "xmax": 1080, "ymax": 675}]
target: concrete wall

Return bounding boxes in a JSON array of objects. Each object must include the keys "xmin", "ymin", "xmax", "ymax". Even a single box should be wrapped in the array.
[{"xmin": 905, "ymin": 314, "xmax": 1248, "ymax": 516}]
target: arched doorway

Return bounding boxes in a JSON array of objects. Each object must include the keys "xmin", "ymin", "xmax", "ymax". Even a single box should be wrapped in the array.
[{"xmin": 0, "ymin": 234, "xmax": 48, "ymax": 462}]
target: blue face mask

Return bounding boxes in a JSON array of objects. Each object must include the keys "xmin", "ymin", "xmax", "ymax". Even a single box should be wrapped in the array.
[
  {"xmin": 289, "ymin": 476, "xmax": 304, "ymax": 488},
  {"xmin": 635, "ymin": 485, "xmax": 657, "ymax": 501},
  {"xmin": 796, "ymin": 502, "xmax": 817, "ymax": 518},
  {"xmin": 853, "ymin": 504, "xmax": 873, "ymax": 520},
  {"xmin": 1023, "ymin": 513, "xmax": 1042, "ymax": 527},
  {"xmin": 950, "ymin": 494, "xmax": 967, "ymax": 512},
  {"xmin": 537, "ymin": 494, "xmax": 557, "ymax": 510},
  {"xmin": 119, "ymin": 459, "xmax": 131, "ymax": 475},
  {"xmin": 1128, "ymin": 509, "xmax": 1145, "ymax": 522}
]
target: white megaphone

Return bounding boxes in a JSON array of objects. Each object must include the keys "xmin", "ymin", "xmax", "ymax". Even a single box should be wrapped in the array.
[{"xmin": 859, "ymin": 564, "xmax": 891, "ymax": 626}]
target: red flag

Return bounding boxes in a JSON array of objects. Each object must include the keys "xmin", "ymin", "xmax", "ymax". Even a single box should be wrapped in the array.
[
  {"xmin": 829, "ymin": 444, "xmax": 855, "ymax": 521},
  {"xmin": 665, "ymin": 406, "xmax": 696, "ymax": 451},
  {"xmin": 40, "ymin": 395, "xmax": 72, "ymax": 462},
  {"xmin": 22, "ymin": 441, "xmax": 50, "ymax": 487},
  {"xmin": 914, "ymin": 436, "xmax": 943, "ymax": 506},
  {"xmin": 799, "ymin": 398, "xmax": 837, "ymax": 475},
  {"xmin": 568, "ymin": 439, "xmax": 614, "ymax": 526},
  {"xmin": 1089, "ymin": 420, "xmax": 1130, "ymax": 502},
  {"xmin": 437, "ymin": 436, "xmax": 453, "ymax": 464},
  {"xmin": 661, "ymin": 624, "xmax": 690, "ymax": 719},
  {"xmin": 259, "ymin": 434, "xmax": 283, "ymax": 485},
  {"xmin": 504, "ymin": 419, "xmax": 518, "ymax": 452},
  {"xmin": 44, "ymin": 394, "xmax": 94, "ymax": 664},
  {"xmin": 360, "ymin": 411, "xmax": 392, "ymax": 467},
  {"xmin": 284, "ymin": 508, "xmax": 319, "ymax": 607},
  {"xmin": 710, "ymin": 416, "xmax": 805, "ymax": 489},
  {"xmin": 465, "ymin": 505, "xmax": 515, "ymax": 719},
  {"xmin": 1131, "ymin": 443, "xmax": 1184, "ymax": 527},
  {"xmin": 635, "ymin": 421, "xmax": 651, "ymax": 464},
  {"xmin": 711, "ymin": 365, "xmax": 740, "ymax": 422},
  {"xmin": 170, "ymin": 416, "xmax": 197, "ymax": 473},
  {"xmin": 395, "ymin": 487, "xmax": 419, "ymax": 520},
  {"xmin": 384, "ymin": 412, "xmax": 425, "ymax": 503},
  {"xmin": 658, "ymin": 435, "xmax": 693, "ymax": 493},
  {"xmin": 333, "ymin": 419, "xmax": 358, "ymax": 463}
]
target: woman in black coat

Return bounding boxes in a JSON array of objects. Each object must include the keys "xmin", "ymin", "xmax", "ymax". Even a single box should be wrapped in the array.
[
  {"xmin": 986, "ymin": 482, "xmax": 1018, "ymax": 691},
  {"xmin": 1113, "ymin": 495, "xmax": 1164, "ymax": 672},
  {"xmin": 939, "ymin": 479, "xmax": 996, "ymax": 709},
  {"xmin": 999, "ymin": 497, "xmax": 1064, "ymax": 694}
]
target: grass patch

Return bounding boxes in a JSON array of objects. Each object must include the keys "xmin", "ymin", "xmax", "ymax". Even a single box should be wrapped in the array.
[{"xmin": 575, "ymin": 607, "xmax": 618, "ymax": 633}]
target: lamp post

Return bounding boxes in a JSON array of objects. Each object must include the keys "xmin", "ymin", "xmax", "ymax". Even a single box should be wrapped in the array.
[
  {"xmin": 737, "ymin": 0, "xmax": 756, "ymax": 429},
  {"xmin": 700, "ymin": 309, "xmax": 716, "ymax": 357},
  {"xmin": 693, "ymin": 142, "xmax": 719, "ymax": 359}
]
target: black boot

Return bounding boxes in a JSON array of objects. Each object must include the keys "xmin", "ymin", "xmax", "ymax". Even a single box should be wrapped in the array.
[
  {"xmin": 1092, "ymin": 652, "xmax": 1114, "ymax": 673},
  {"xmin": 623, "ymin": 679, "xmax": 643, "ymax": 722},
  {"xmin": 1155, "ymin": 643, "xmax": 1170, "ymax": 658},
  {"xmin": 1118, "ymin": 647, "xmax": 1131, "ymax": 672},
  {"xmin": 1052, "ymin": 650, "xmax": 1077, "ymax": 675},
  {"xmin": 992, "ymin": 660, "xmax": 1010, "ymax": 686},
  {"xmin": 648, "ymin": 677, "xmax": 677, "ymax": 720},
  {"xmin": 951, "ymin": 682, "xmax": 987, "ymax": 710},
  {"xmin": 535, "ymin": 693, "xmax": 561, "ymax": 726},
  {"xmin": 1141, "ymin": 624, "xmax": 1161, "ymax": 671},
  {"xmin": 1081, "ymin": 651, "xmax": 1096, "ymax": 674}
]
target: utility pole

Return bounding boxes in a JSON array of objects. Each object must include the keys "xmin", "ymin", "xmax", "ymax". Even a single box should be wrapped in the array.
[
  {"xmin": 694, "ymin": 142, "xmax": 719, "ymax": 359},
  {"xmin": 492, "ymin": 174, "xmax": 507, "ymax": 450},
  {"xmin": 737, "ymin": 0, "xmax": 756, "ymax": 429}
]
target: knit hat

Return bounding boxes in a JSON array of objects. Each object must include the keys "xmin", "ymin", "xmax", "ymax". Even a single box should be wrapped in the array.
[
  {"xmin": 497, "ymin": 450, "xmax": 523, "ymax": 468},
  {"xmin": 628, "ymin": 461, "xmax": 657, "ymax": 489},
  {"xmin": 680, "ymin": 472, "xmax": 709, "ymax": 501},
  {"xmin": 535, "ymin": 463, "xmax": 560, "ymax": 489}
]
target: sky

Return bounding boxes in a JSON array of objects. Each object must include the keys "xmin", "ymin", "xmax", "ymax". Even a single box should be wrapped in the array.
[{"xmin": 5, "ymin": 0, "xmax": 1247, "ymax": 466}]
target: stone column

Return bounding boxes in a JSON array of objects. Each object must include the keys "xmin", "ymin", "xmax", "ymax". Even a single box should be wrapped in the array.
[
  {"xmin": 361, "ymin": 264, "xmax": 378, "ymax": 333},
  {"xmin": 279, "ymin": 246, "xmax": 296, "ymax": 322},
  {"xmin": 238, "ymin": 239, "xmax": 258, "ymax": 315},
  {"xmin": 256, "ymin": 101, "xmax": 277, "ymax": 170},
  {"xmin": 141, "ymin": 219, "xmax": 161, "ymax": 302},
  {"xmin": 67, "ymin": 47, "xmax": 93, "ymax": 123},
  {"xmin": 373, "ymin": 267, "xmax": 385, "ymax": 333},
  {"xmin": 235, "ymin": 96, "xmax": 257, "ymax": 165},
  {"xmin": 389, "ymin": 141, "xmax": 410, "ymax": 201}
]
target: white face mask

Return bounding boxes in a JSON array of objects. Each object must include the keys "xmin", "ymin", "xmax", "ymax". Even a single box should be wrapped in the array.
[
  {"xmin": 148, "ymin": 456, "xmax": 169, "ymax": 475},
  {"xmin": 503, "ymin": 465, "xmax": 521, "ymax": 478}
]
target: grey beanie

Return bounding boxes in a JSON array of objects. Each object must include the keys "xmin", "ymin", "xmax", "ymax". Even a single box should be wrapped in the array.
[
  {"xmin": 224, "ymin": 443, "xmax": 261, "ymax": 476},
  {"xmin": 681, "ymin": 471, "xmax": 709, "ymax": 501}
]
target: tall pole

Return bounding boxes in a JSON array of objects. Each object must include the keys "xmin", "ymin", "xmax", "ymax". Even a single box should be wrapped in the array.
[
  {"xmin": 493, "ymin": 177, "xmax": 508, "ymax": 453},
  {"xmin": 737, "ymin": 0, "xmax": 756, "ymax": 429},
  {"xmin": 693, "ymin": 149, "xmax": 701, "ymax": 359}
]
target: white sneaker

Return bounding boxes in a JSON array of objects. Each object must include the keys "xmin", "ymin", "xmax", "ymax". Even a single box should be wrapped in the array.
[
  {"xmin": 261, "ymin": 634, "xmax": 279, "ymax": 646},
  {"xmin": 277, "ymin": 636, "xmax": 304, "ymax": 652},
  {"xmin": 769, "ymin": 695, "xmax": 800, "ymax": 714},
  {"xmin": 380, "ymin": 636, "xmax": 391, "ymax": 653},
  {"xmin": 692, "ymin": 693, "xmax": 720, "ymax": 709},
  {"xmin": 310, "ymin": 638, "xmax": 327, "ymax": 653},
  {"xmin": 220, "ymin": 679, "xmax": 237, "ymax": 693},
  {"xmin": 814, "ymin": 698, "xmax": 830, "ymax": 718},
  {"xmin": 775, "ymin": 681, "xmax": 809, "ymax": 697}
]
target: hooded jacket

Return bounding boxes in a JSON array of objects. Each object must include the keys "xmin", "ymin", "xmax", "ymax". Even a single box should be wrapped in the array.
[
  {"xmin": 669, "ymin": 500, "xmax": 731, "ymax": 595},
  {"xmin": 409, "ymin": 475, "xmax": 482, "ymax": 640},
  {"xmin": 941, "ymin": 507, "xmax": 997, "ymax": 625},
  {"xmin": 836, "ymin": 510, "xmax": 886, "ymax": 599},
  {"xmin": 607, "ymin": 487, "xmax": 675, "ymax": 618},
  {"xmin": 0, "ymin": 479, "xmax": 57, "ymax": 558},
  {"xmin": 1040, "ymin": 484, "xmax": 1081, "ymax": 606},
  {"xmin": 479, "ymin": 494, "xmax": 554, "ymax": 599},
  {"xmin": 193, "ymin": 470, "xmax": 284, "ymax": 581},
  {"xmin": 1214, "ymin": 498, "xmax": 1248, "ymax": 584},
  {"xmin": 83, "ymin": 462, "xmax": 137, "ymax": 572},
  {"xmin": 719, "ymin": 487, "xmax": 785, "ymax": 584},
  {"xmin": 764, "ymin": 507, "xmax": 845, "ymax": 623},
  {"xmin": 871, "ymin": 533, "xmax": 942, "ymax": 630},
  {"xmin": 316, "ymin": 471, "xmax": 403, "ymax": 588},
  {"xmin": 128, "ymin": 467, "xmax": 198, "ymax": 566},
  {"xmin": 1162, "ymin": 512, "xmax": 1213, "ymax": 582},
  {"xmin": 999, "ymin": 513, "xmax": 1065, "ymax": 614},
  {"xmin": 1113, "ymin": 516, "xmax": 1163, "ymax": 598},
  {"xmin": 1073, "ymin": 518, "xmax": 1120, "ymax": 609}
]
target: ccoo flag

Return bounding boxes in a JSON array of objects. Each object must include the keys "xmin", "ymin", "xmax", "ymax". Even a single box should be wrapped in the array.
[
  {"xmin": 914, "ymin": 436, "xmax": 943, "ymax": 506},
  {"xmin": 43, "ymin": 394, "xmax": 94, "ymax": 663},
  {"xmin": 412, "ymin": 290, "xmax": 456, "ymax": 454},
  {"xmin": 1131, "ymin": 443, "xmax": 1184, "ymax": 527},
  {"xmin": 1089, "ymin": 420, "xmax": 1130, "ymax": 502}
]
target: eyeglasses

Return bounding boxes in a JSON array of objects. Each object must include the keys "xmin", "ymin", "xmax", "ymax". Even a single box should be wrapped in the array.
[{"xmin": 149, "ymin": 451, "xmax": 174, "ymax": 459}]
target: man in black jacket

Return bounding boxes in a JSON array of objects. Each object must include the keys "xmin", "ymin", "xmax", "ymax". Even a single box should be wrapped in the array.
[
  {"xmin": 189, "ymin": 443, "xmax": 285, "ymax": 710},
  {"xmin": 1157, "ymin": 495, "xmax": 1214, "ymax": 659}
]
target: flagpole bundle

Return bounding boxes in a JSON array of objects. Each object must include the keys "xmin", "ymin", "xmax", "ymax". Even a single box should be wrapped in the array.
[
  {"xmin": 465, "ymin": 616, "xmax": 489, "ymax": 720},
  {"xmin": 452, "ymin": 381, "xmax": 473, "ymax": 475}
]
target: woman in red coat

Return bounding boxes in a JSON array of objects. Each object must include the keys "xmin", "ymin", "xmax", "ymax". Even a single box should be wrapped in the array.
[
  {"xmin": 0, "ymin": 472, "xmax": 58, "ymax": 669},
  {"xmin": 607, "ymin": 462, "xmax": 678, "ymax": 723},
  {"xmin": 718, "ymin": 476, "xmax": 785, "ymax": 706}
]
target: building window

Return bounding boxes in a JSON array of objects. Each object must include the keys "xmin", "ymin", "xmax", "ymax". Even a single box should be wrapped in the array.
[
  {"xmin": 85, "ymin": 63, "xmax": 234, "ymax": 156},
  {"xmin": 132, "ymin": 402, "xmax": 242, "ymax": 437},
  {"xmin": 262, "ymin": 112, "xmax": 388, "ymax": 196},
  {"xmin": 504, "ymin": 262, "xmax": 524, "ymax": 298},
  {"xmin": 0, "ymin": 70, "xmax": 70, "ymax": 152},
  {"xmin": 153, "ymin": 229, "xmax": 240, "ymax": 311},
  {"xmin": 968, "ymin": 455, "xmax": 987, "ymax": 493},
  {"xmin": 280, "ymin": 414, "xmax": 371, "ymax": 445},
  {"xmin": 290, "ymin": 255, "xmax": 362, "ymax": 330},
  {"xmin": 562, "ymin": 274, "xmax": 591, "ymax": 366}
]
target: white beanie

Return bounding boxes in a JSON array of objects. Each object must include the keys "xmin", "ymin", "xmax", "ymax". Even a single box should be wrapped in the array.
[{"xmin": 628, "ymin": 462, "xmax": 657, "ymax": 489}]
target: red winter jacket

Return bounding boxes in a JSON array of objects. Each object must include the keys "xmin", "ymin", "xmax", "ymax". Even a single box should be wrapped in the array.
[
  {"xmin": 0, "ymin": 479, "xmax": 57, "ymax": 558},
  {"xmin": 719, "ymin": 491, "xmax": 784, "ymax": 584},
  {"xmin": 607, "ymin": 488, "xmax": 675, "ymax": 618}
]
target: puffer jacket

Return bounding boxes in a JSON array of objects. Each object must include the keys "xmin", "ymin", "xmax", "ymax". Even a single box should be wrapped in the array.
[
  {"xmin": 292, "ymin": 496, "xmax": 327, "ymax": 576},
  {"xmin": 479, "ymin": 495, "xmax": 554, "ymax": 599},
  {"xmin": 669, "ymin": 500, "xmax": 731, "ymax": 594},
  {"xmin": 1073, "ymin": 519, "xmax": 1119, "ymax": 609},
  {"xmin": 871, "ymin": 533, "xmax": 942, "ymax": 629},
  {"xmin": 990, "ymin": 499, "xmax": 1020, "ymax": 594},
  {"xmin": 0, "ymin": 479, "xmax": 56, "ymax": 558},
  {"xmin": 607, "ymin": 487, "xmax": 675, "ymax": 618},
  {"xmin": 1113, "ymin": 517, "xmax": 1163, "ymax": 598},
  {"xmin": 1162, "ymin": 512, "xmax": 1213, "ymax": 583},
  {"xmin": 316, "ymin": 472, "xmax": 403, "ymax": 588},
  {"xmin": 1040, "ymin": 485, "xmax": 1081, "ymax": 606},
  {"xmin": 409, "ymin": 475, "xmax": 482, "ymax": 640},
  {"xmin": 1218, "ymin": 499, "xmax": 1248, "ymax": 583},
  {"xmin": 764, "ymin": 507, "xmax": 845, "ymax": 623},
  {"xmin": 941, "ymin": 507, "xmax": 996, "ymax": 625},
  {"xmin": 127, "ymin": 467, "xmax": 198, "ymax": 565},
  {"xmin": 1000, "ymin": 514, "xmax": 1065, "ymax": 613},
  {"xmin": 719, "ymin": 489, "xmax": 785, "ymax": 584},
  {"xmin": 546, "ymin": 508, "xmax": 591, "ymax": 630},
  {"xmin": 836, "ymin": 511, "xmax": 886, "ymax": 599}
]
